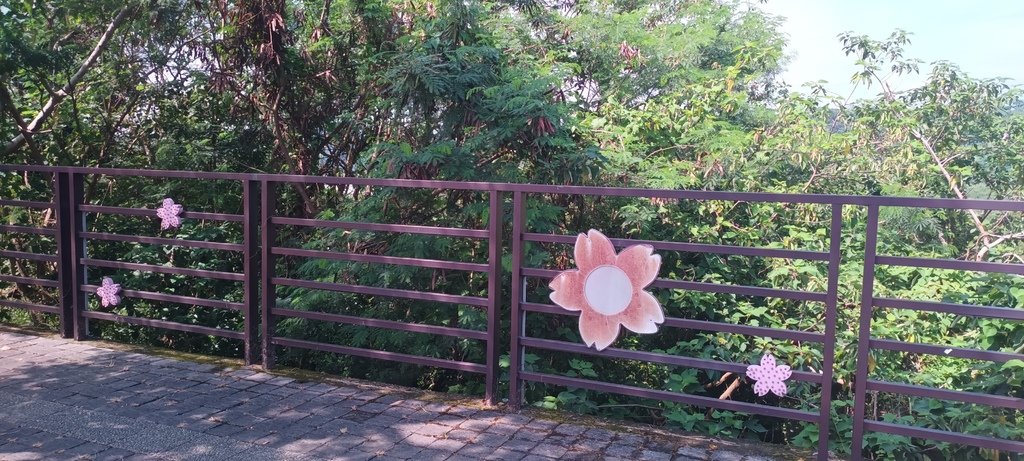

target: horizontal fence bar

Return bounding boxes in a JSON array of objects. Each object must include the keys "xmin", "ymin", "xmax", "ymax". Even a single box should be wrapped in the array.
[
  {"xmin": 521, "ymin": 337, "xmax": 823, "ymax": 383},
  {"xmin": 521, "ymin": 268, "xmax": 827, "ymax": 303},
  {"xmin": 78, "ymin": 205, "xmax": 244, "ymax": 222},
  {"xmin": 272, "ymin": 247, "xmax": 488, "ymax": 272},
  {"xmin": 871, "ymin": 339, "xmax": 1024, "ymax": 363},
  {"xmin": 272, "ymin": 277, "xmax": 489, "ymax": 307},
  {"xmin": 521, "ymin": 302, "xmax": 825, "ymax": 343},
  {"xmin": 272, "ymin": 217, "xmax": 488, "ymax": 239},
  {"xmin": 273, "ymin": 307, "xmax": 488, "ymax": 340},
  {"xmin": 862, "ymin": 420, "xmax": 1024, "ymax": 453},
  {"xmin": 0, "ymin": 250, "xmax": 57, "ymax": 263},
  {"xmin": 81, "ymin": 232, "xmax": 244, "ymax": 252},
  {"xmin": 81, "ymin": 258, "xmax": 245, "ymax": 281},
  {"xmin": 523, "ymin": 233, "xmax": 829, "ymax": 261},
  {"xmin": 0, "ymin": 199, "xmax": 52, "ymax": 209},
  {"xmin": 270, "ymin": 336, "xmax": 487, "ymax": 374},
  {"xmin": 0, "ymin": 224, "xmax": 56, "ymax": 236},
  {"xmin": 5, "ymin": 165, "xmax": 1024, "ymax": 210},
  {"xmin": 520, "ymin": 371, "xmax": 819, "ymax": 423},
  {"xmin": 876, "ymin": 255, "xmax": 1024, "ymax": 276},
  {"xmin": 82, "ymin": 311, "xmax": 244, "ymax": 339},
  {"xmin": 866, "ymin": 379, "xmax": 1024, "ymax": 411},
  {"xmin": 0, "ymin": 299, "xmax": 60, "ymax": 314},
  {"xmin": 0, "ymin": 274, "xmax": 59, "ymax": 288},
  {"xmin": 655, "ymin": 279, "xmax": 828, "ymax": 303},
  {"xmin": 874, "ymin": 297, "xmax": 1024, "ymax": 321},
  {"xmin": 81, "ymin": 284, "xmax": 244, "ymax": 311}
]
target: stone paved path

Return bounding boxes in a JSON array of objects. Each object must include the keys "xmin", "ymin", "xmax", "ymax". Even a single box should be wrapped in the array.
[{"xmin": 0, "ymin": 330, "xmax": 809, "ymax": 461}]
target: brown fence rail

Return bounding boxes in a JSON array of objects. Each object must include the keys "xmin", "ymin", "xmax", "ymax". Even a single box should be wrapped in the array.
[{"xmin": 1, "ymin": 164, "xmax": 1023, "ymax": 460}]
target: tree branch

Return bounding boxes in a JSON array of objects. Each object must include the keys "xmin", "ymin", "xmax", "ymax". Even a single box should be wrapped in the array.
[
  {"xmin": 4, "ymin": 5, "xmax": 134, "ymax": 155},
  {"xmin": 912, "ymin": 129, "xmax": 994, "ymax": 259},
  {"xmin": 0, "ymin": 85, "xmax": 43, "ymax": 162}
]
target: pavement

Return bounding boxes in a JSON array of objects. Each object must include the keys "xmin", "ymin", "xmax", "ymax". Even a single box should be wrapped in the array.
[{"xmin": 0, "ymin": 329, "xmax": 810, "ymax": 460}]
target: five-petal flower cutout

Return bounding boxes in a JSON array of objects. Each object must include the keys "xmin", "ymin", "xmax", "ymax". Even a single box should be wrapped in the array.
[
  {"xmin": 746, "ymin": 353, "xmax": 792, "ymax": 397},
  {"xmin": 548, "ymin": 229, "xmax": 665, "ymax": 351},
  {"xmin": 96, "ymin": 277, "xmax": 121, "ymax": 308},
  {"xmin": 156, "ymin": 198, "xmax": 183, "ymax": 230}
]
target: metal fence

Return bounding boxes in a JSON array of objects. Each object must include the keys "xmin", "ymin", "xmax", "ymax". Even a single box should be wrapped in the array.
[{"xmin": 1, "ymin": 164, "xmax": 1022, "ymax": 460}]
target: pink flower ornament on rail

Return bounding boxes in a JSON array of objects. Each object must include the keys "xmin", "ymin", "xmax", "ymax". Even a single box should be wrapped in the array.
[
  {"xmin": 156, "ymin": 198, "xmax": 183, "ymax": 230},
  {"xmin": 746, "ymin": 353, "xmax": 792, "ymax": 397},
  {"xmin": 95, "ymin": 277, "xmax": 121, "ymax": 308},
  {"xmin": 548, "ymin": 229, "xmax": 665, "ymax": 351}
]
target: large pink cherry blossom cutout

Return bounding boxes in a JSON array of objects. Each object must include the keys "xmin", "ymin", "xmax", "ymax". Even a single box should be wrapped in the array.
[
  {"xmin": 548, "ymin": 229, "xmax": 664, "ymax": 351},
  {"xmin": 156, "ymin": 198, "xmax": 183, "ymax": 230},
  {"xmin": 746, "ymin": 353, "xmax": 792, "ymax": 397},
  {"xmin": 95, "ymin": 277, "xmax": 121, "ymax": 308}
]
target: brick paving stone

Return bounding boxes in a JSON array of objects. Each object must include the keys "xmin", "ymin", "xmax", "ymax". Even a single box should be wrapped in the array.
[
  {"xmin": 0, "ymin": 331, "xmax": 819, "ymax": 461},
  {"xmin": 91, "ymin": 447, "xmax": 140, "ymax": 460},
  {"xmin": 484, "ymin": 421, "xmax": 523, "ymax": 436},
  {"xmin": 432, "ymin": 414, "xmax": 467, "ymax": 427},
  {"xmin": 510, "ymin": 428, "xmax": 547, "ymax": 442},
  {"xmin": 421, "ymin": 402, "xmax": 453, "ymax": 413},
  {"xmin": 482, "ymin": 448, "xmax": 527, "ymax": 461},
  {"xmin": 455, "ymin": 443, "xmax": 498, "ymax": 458},
  {"xmin": 0, "ymin": 445, "xmax": 45, "ymax": 461},
  {"xmin": 604, "ymin": 443, "xmax": 638, "ymax": 458},
  {"xmin": 471, "ymin": 432, "xmax": 511, "ymax": 447},
  {"xmin": 265, "ymin": 377, "xmax": 295, "ymax": 386},
  {"xmin": 51, "ymin": 441, "xmax": 111, "ymax": 457},
  {"xmin": 401, "ymin": 433, "xmax": 438, "ymax": 447},
  {"xmin": 676, "ymin": 446, "xmax": 711, "ymax": 460},
  {"xmin": 205, "ymin": 423, "xmax": 247, "ymax": 437},
  {"xmin": 710, "ymin": 451, "xmax": 745, "ymax": 461},
  {"xmin": 349, "ymin": 390, "xmax": 383, "ymax": 402},
  {"xmin": 494, "ymin": 413, "xmax": 532, "ymax": 425},
  {"xmin": 553, "ymin": 423, "xmax": 587, "ymax": 436},
  {"xmin": 411, "ymin": 448, "xmax": 451, "ymax": 460},
  {"xmin": 364, "ymin": 414, "xmax": 401, "ymax": 428},
  {"xmin": 530, "ymin": 442, "xmax": 569, "ymax": 458},
  {"xmin": 501, "ymin": 437, "xmax": 539, "ymax": 453},
  {"xmin": 426, "ymin": 437, "xmax": 466, "ymax": 453},
  {"xmin": 708, "ymin": 450, "xmax": 749, "ymax": 461},
  {"xmin": 356, "ymin": 402, "xmax": 390, "ymax": 413},
  {"xmin": 384, "ymin": 442, "xmax": 424, "ymax": 459},
  {"xmin": 355, "ymin": 438, "xmax": 397, "ymax": 455},
  {"xmin": 413, "ymin": 423, "xmax": 451, "ymax": 437},
  {"xmin": 524, "ymin": 419, "xmax": 558, "ymax": 431},
  {"xmin": 445, "ymin": 454, "xmax": 479, "ymax": 461},
  {"xmin": 638, "ymin": 448, "xmax": 673, "ymax": 461},
  {"xmin": 615, "ymin": 433, "xmax": 644, "ymax": 445},
  {"xmin": 520, "ymin": 455, "xmax": 557, "ymax": 461},
  {"xmin": 443, "ymin": 429, "xmax": 479, "ymax": 442}
]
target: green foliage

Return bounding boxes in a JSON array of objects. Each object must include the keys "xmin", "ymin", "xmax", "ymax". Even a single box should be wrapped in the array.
[{"xmin": 2, "ymin": 2, "xmax": 1023, "ymax": 460}]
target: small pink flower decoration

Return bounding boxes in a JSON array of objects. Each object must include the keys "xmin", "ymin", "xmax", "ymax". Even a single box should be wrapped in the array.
[
  {"xmin": 548, "ymin": 229, "xmax": 664, "ymax": 351},
  {"xmin": 746, "ymin": 353, "xmax": 792, "ymax": 397},
  {"xmin": 95, "ymin": 277, "xmax": 121, "ymax": 308},
  {"xmin": 156, "ymin": 198, "xmax": 183, "ymax": 230}
]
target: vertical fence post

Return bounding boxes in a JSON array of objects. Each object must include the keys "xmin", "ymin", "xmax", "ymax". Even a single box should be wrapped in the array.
[
  {"xmin": 817, "ymin": 203, "xmax": 843, "ymax": 461},
  {"xmin": 260, "ymin": 180, "xmax": 277, "ymax": 369},
  {"xmin": 508, "ymin": 191, "xmax": 526, "ymax": 410},
  {"xmin": 54, "ymin": 172, "xmax": 73, "ymax": 338},
  {"xmin": 242, "ymin": 180, "xmax": 261, "ymax": 365},
  {"xmin": 484, "ymin": 189, "xmax": 503, "ymax": 406},
  {"xmin": 851, "ymin": 205, "xmax": 880, "ymax": 460},
  {"xmin": 55, "ymin": 171, "xmax": 87, "ymax": 340}
]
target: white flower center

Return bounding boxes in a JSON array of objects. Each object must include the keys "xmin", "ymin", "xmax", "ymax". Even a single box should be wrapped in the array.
[{"xmin": 584, "ymin": 265, "xmax": 633, "ymax": 316}]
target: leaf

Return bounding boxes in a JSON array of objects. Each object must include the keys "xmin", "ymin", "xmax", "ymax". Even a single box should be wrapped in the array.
[{"xmin": 1001, "ymin": 359, "xmax": 1024, "ymax": 371}]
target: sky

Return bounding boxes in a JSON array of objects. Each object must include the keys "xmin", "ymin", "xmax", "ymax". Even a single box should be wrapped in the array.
[{"xmin": 755, "ymin": 0, "xmax": 1024, "ymax": 100}]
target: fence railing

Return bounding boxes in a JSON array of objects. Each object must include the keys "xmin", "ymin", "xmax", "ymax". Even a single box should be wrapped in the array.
[{"xmin": 1, "ymin": 164, "xmax": 1023, "ymax": 460}]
